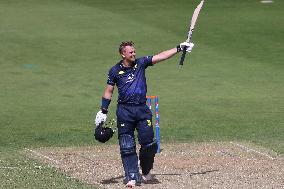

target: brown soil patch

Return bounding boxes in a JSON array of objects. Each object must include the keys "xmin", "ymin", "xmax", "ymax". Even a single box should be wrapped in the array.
[{"xmin": 24, "ymin": 142, "xmax": 284, "ymax": 189}]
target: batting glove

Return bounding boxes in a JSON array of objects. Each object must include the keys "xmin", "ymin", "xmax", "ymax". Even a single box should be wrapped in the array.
[
  {"xmin": 95, "ymin": 110, "xmax": 107, "ymax": 127},
  {"xmin": 177, "ymin": 42, "xmax": 194, "ymax": 53}
]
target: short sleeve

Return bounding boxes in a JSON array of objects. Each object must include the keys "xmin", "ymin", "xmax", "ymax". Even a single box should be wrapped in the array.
[
  {"xmin": 139, "ymin": 56, "xmax": 153, "ymax": 68},
  {"xmin": 107, "ymin": 68, "xmax": 116, "ymax": 86}
]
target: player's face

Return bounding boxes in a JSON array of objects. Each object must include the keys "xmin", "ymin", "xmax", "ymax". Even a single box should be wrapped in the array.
[{"xmin": 122, "ymin": 46, "xmax": 136, "ymax": 62}]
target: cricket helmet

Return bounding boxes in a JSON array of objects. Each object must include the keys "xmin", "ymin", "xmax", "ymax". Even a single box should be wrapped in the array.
[{"xmin": 94, "ymin": 123, "xmax": 115, "ymax": 143}]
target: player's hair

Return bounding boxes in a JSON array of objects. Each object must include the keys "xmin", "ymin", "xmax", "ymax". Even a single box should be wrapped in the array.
[{"xmin": 119, "ymin": 41, "xmax": 135, "ymax": 54}]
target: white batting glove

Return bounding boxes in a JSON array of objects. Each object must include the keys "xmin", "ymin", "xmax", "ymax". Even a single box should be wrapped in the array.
[
  {"xmin": 179, "ymin": 42, "xmax": 194, "ymax": 52},
  {"xmin": 95, "ymin": 110, "xmax": 107, "ymax": 127}
]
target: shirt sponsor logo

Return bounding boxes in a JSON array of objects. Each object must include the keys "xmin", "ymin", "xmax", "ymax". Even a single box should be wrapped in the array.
[
  {"xmin": 126, "ymin": 73, "xmax": 135, "ymax": 83},
  {"xmin": 118, "ymin": 71, "xmax": 125, "ymax": 75}
]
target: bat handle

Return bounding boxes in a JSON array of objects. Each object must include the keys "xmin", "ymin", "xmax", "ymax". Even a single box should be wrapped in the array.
[{"xmin": 179, "ymin": 47, "xmax": 187, "ymax": 67}]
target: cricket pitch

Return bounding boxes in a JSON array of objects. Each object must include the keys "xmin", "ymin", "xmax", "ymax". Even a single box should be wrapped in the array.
[{"xmin": 24, "ymin": 142, "xmax": 284, "ymax": 189}]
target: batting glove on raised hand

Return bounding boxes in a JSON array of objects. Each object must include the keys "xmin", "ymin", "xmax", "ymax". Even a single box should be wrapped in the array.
[
  {"xmin": 95, "ymin": 110, "xmax": 107, "ymax": 127},
  {"xmin": 177, "ymin": 42, "xmax": 194, "ymax": 53}
]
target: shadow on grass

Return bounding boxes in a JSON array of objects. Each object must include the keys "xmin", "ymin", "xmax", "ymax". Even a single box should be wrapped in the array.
[
  {"xmin": 101, "ymin": 170, "xmax": 218, "ymax": 185},
  {"xmin": 101, "ymin": 173, "xmax": 181, "ymax": 185},
  {"xmin": 189, "ymin": 169, "xmax": 219, "ymax": 177},
  {"xmin": 101, "ymin": 175, "xmax": 124, "ymax": 184}
]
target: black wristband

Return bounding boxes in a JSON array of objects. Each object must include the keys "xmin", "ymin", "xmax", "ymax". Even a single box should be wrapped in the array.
[
  {"xmin": 101, "ymin": 108, "xmax": 108, "ymax": 114},
  {"xmin": 176, "ymin": 45, "xmax": 182, "ymax": 52},
  {"xmin": 101, "ymin": 97, "xmax": 111, "ymax": 114}
]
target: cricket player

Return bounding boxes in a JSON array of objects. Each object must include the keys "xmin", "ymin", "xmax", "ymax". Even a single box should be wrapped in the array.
[{"xmin": 95, "ymin": 41, "xmax": 194, "ymax": 187}]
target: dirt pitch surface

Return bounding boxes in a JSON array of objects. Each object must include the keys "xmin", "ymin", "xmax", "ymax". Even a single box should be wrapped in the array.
[{"xmin": 24, "ymin": 142, "xmax": 284, "ymax": 189}]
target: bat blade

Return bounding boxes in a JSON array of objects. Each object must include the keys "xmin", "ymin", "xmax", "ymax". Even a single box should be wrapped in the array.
[
  {"xmin": 188, "ymin": 0, "xmax": 204, "ymax": 41},
  {"xmin": 179, "ymin": 0, "xmax": 205, "ymax": 67}
]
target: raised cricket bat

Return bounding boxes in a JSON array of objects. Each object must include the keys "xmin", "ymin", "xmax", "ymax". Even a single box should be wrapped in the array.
[{"xmin": 179, "ymin": 0, "xmax": 205, "ymax": 67}]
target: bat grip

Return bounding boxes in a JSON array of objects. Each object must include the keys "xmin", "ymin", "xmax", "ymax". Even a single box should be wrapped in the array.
[{"xmin": 179, "ymin": 47, "xmax": 187, "ymax": 67}]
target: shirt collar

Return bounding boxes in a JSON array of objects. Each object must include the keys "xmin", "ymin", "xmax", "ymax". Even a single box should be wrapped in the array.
[{"xmin": 119, "ymin": 60, "xmax": 136, "ymax": 70}]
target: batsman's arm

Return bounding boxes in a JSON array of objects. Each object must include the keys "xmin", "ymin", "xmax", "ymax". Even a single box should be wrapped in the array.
[
  {"xmin": 152, "ymin": 42, "xmax": 193, "ymax": 65},
  {"xmin": 101, "ymin": 85, "xmax": 114, "ymax": 113},
  {"xmin": 152, "ymin": 47, "xmax": 178, "ymax": 64},
  {"xmin": 103, "ymin": 85, "xmax": 114, "ymax": 100}
]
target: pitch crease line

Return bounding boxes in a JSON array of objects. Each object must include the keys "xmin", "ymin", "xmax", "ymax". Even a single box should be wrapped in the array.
[
  {"xmin": 0, "ymin": 166, "xmax": 20, "ymax": 169},
  {"xmin": 230, "ymin": 142, "xmax": 274, "ymax": 160},
  {"xmin": 25, "ymin": 148, "xmax": 59, "ymax": 164}
]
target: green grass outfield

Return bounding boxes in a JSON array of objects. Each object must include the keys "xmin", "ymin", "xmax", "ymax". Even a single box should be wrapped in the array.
[{"xmin": 0, "ymin": 0, "xmax": 283, "ymax": 188}]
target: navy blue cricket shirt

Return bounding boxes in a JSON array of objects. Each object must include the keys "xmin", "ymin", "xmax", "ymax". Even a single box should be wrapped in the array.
[{"xmin": 107, "ymin": 56, "xmax": 153, "ymax": 105}]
